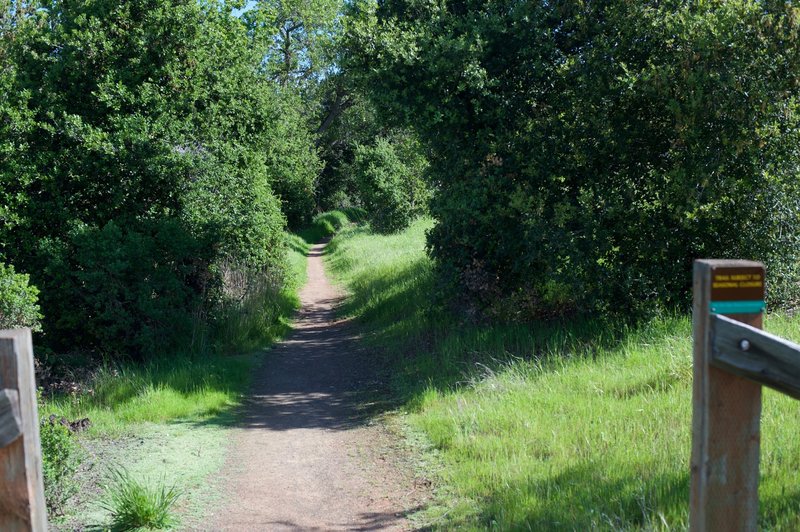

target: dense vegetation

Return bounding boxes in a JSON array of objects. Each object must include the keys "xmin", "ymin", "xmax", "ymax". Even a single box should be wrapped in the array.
[
  {"xmin": 345, "ymin": 0, "xmax": 800, "ymax": 317},
  {"xmin": 327, "ymin": 221, "xmax": 800, "ymax": 529},
  {"xmin": 1, "ymin": 0, "xmax": 318, "ymax": 359},
  {"xmin": 4, "ymin": 0, "xmax": 800, "ymax": 526}
]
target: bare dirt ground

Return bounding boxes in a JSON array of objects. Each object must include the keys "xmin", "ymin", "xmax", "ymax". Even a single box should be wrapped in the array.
[{"xmin": 207, "ymin": 242, "xmax": 426, "ymax": 531}]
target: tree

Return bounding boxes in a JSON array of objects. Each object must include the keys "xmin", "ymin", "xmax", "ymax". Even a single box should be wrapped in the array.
[
  {"xmin": 0, "ymin": 0, "xmax": 314, "ymax": 357},
  {"xmin": 345, "ymin": 0, "xmax": 800, "ymax": 317},
  {"xmin": 247, "ymin": 0, "xmax": 341, "ymax": 88},
  {"xmin": 349, "ymin": 135, "xmax": 429, "ymax": 232}
]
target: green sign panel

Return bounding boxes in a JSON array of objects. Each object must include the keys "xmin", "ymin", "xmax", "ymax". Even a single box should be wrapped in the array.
[{"xmin": 710, "ymin": 300, "xmax": 766, "ymax": 314}]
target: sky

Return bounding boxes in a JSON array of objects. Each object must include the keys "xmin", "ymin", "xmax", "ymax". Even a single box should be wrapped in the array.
[{"xmin": 232, "ymin": 1, "xmax": 257, "ymax": 17}]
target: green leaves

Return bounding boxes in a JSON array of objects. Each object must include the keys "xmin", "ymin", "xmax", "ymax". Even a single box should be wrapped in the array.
[
  {"xmin": 0, "ymin": 262, "xmax": 41, "ymax": 331},
  {"xmin": 349, "ymin": 0, "xmax": 800, "ymax": 317},
  {"xmin": 350, "ymin": 135, "xmax": 430, "ymax": 233},
  {"xmin": 0, "ymin": 0, "xmax": 321, "ymax": 358}
]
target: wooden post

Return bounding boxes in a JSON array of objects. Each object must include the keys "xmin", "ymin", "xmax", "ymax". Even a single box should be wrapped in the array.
[
  {"xmin": 0, "ymin": 329, "xmax": 47, "ymax": 531},
  {"xmin": 691, "ymin": 260, "xmax": 764, "ymax": 531}
]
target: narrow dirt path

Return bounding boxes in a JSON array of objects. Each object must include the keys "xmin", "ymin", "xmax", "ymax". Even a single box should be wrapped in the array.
[{"xmin": 208, "ymin": 242, "xmax": 422, "ymax": 531}]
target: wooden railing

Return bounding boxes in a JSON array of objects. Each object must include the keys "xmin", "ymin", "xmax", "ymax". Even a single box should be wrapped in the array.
[
  {"xmin": 691, "ymin": 259, "xmax": 800, "ymax": 531},
  {"xmin": 0, "ymin": 329, "xmax": 47, "ymax": 531}
]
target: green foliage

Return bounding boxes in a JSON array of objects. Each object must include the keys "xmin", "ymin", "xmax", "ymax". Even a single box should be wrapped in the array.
[
  {"xmin": 349, "ymin": 137, "xmax": 429, "ymax": 233},
  {"xmin": 0, "ymin": 0, "xmax": 323, "ymax": 358},
  {"xmin": 314, "ymin": 210, "xmax": 349, "ymax": 234},
  {"xmin": 296, "ymin": 208, "xmax": 366, "ymax": 244},
  {"xmin": 38, "ymin": 220, "xmax": 213, "ymax": 357},
  {"xmin": 101, "ymin": 468, "xmax": 181, "ymax": 531},
  {"xmin": 246, "ymin": 0, "xmax": 341, "ymax": 88},
  {"xmin": 40, "ymin": 418, "xmax": 81, "ymax": 515},
  {"xmin": 315, "ymin": 86, "xmax": 380, "ymax": 210},
  {"xmin": 346, "ymin": 0, "xmax": 800, "ymax": 316},
  {"xmin": 262, "ymin": 92, "xmax": 322, "ymax": 228},
  {"xmin": 326, "ymin": 220, "xmax": 800, "ymax": 530},
  {"xmin": 0, "ymin": 262, "xmax": 41, "ymax": 330}
]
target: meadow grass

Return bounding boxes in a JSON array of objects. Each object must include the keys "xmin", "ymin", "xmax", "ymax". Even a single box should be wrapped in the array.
[{"xmin": 326, "ymin": 219, "xmax": 800, "ymax": 530}]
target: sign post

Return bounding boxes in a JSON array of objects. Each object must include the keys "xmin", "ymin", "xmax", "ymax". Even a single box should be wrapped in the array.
[{"xmin": 690, "ymin": 260, "xmax": 765, "ymax": 531}]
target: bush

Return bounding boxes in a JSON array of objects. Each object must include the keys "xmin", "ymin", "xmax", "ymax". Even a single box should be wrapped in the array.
[
  {"xmin": 40, "ymin": 419, "xmax": 81, "ymax": 515},
  {"xmin": 296, "ymin": 209, "xmax": 366, "ymax": 244},
  {"xmin": 350, "ymin": 137, "xmax": 429, "ymax": 233},
  {"xmin": 101, "ymin": 468, "xmax": 180, "ymax": 531},
  {"xmin": 314, "ymin": 211, "xmax": 350, "ymax": 235},
  {"xmin": 348, "ymin": 0, "xmax": 800, "ymax": 316},
  {"xmin": 36, "ymin": 220, "xmax": 215, "ymax": 358},
  {"xmin": 0, "ymin": 262, "xmax": 41, "ymax": 331},
  {"xmin": 0, "ymin": 1, "xmax": 302, "ymax": 359}
]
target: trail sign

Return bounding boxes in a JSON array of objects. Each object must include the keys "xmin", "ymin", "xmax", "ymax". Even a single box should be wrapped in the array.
[
  {"xmin": 691, "ymin": 259, "xmax": 800, "ymax": 532},
  {"xmin": 709, "ymin": 265, "xmax": 765, "ymax": 315}
]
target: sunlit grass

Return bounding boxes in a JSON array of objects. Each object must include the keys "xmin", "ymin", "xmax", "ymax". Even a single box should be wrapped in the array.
[
  {"xmin": 326, "ymin": 220, "xmax": 800, "ymax": 530},
  {"xmin": 42, "ymin": 354, "xmax": 256, "ymax": 436}
]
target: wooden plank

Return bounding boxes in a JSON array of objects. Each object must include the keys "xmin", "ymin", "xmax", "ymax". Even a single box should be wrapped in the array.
[
  {"xmin": 711, "ymin": 313, "xmax": 800, "ymax": 399},
  {"xmin": 0, "ymin": 330, "xmax": 47, "ymax": 531},
  {"xmin": 0, "ymin": 388, "xmax": 22, "ymax": 448},
  {"xmin": 690, "ymin": 260, "xmax": 762, "ymax": 532}
]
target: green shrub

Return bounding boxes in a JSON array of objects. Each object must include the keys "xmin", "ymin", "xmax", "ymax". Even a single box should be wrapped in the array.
[
  {"xmin": 0, "ymin": 262, "xmax": 41, "ymax": 331},
  {"xmin": 0, "ymin": 1, "xmax": 302, "ymax": 359},
  {"xmin": 297, "ymin": 209, "xmax": 366, "ymax": 244},
  {"xmin": 102, "ymin": 468, "xmax": 180, "ymax": 531},
  {"xmin": 40, "ymin": 419, "xmax": 81, "ymax": 515},
  {"xmin": 314, "ymin": 211, "xmax": 350, "ymax": 234},
  {"xmin": 348, "ymin": 0, "xmax": 800, "ymax": 316},
  {"xmin": 36, "ymin": 220, "xmax": 214, "ymax": 358},
  {"xmin": 350, "ymin": 137, "xmax": 429, "ymax": 233}
]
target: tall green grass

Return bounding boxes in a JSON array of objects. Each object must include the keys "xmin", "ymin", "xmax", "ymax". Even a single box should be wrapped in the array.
[
  {"xmin": 102, "ymin": 468, "xmax": 181, "ymax": 530},
  {"xmin": 326, "ymin": 219, "xmax": 800, "ymax": 530}
]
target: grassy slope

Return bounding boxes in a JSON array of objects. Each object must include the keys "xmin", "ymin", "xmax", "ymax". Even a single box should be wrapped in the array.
[
  {"xmin": 326, "ymin": 219, "xmax": 800, "ymax": 530},
  {"xmin": 44, "ymin": 239, "xmax": 308, "ymax": 529}
]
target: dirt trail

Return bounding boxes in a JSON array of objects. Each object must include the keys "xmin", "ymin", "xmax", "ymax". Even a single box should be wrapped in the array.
[{"xmin": 208, "ymin": 242, "xmax": 422, "ymax": 531}]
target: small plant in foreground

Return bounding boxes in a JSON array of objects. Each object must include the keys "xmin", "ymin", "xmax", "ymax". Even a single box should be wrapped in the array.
[
  {"xmin": 101, "ymin": 468, "xmax": 181, "ymax": 530},
  {"xmin": 40, "ymin": 417, "xmax": 81, "ymax": 515}
]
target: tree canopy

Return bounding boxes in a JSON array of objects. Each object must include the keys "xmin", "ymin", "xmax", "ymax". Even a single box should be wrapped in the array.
[{"xmin": 345, "ymin": 0, "xmax": 800, "ymax": 317}]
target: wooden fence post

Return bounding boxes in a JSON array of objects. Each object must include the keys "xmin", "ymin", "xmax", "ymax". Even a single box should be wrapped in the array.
[
  {"xmin": 690, "ymin": 260, "xmax": 764, "ymax": 531},
  {"xmin": 0, "ymin": 329, "xmax": 47, "ymax": 531}
]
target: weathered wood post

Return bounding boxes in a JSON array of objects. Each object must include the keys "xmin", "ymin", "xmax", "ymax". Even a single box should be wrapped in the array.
[
  {"xmin": 690, "ymin": 260, "xmax": 765, "ymax": 531},
  {"xmin": 0, "ymin": 329, "xmax": 47, "ymax": 531}
]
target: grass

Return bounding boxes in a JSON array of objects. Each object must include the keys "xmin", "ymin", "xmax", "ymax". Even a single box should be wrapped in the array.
[
  {"xmin": 325, "ymin": 218, "xmax": 800, "ymax": 530},
  {"xmin": 43, "ymin": 240, "xmax": 309, "ymax": 437},
  {"xmin": 101, "ymin": 468, "xmax": 180, "ymax": 531}
]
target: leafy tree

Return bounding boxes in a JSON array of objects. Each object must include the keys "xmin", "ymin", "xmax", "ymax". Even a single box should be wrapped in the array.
[
  {"xmin": 346, "ymin": 0, "xmax": 800, "ymax": 317},
  {"xmin": 247, "ymin": 0, "xmax": 341, "ymax": 88},
  {"xmin": 0, "ymin": 262, "xmax": 41, "ymax": 331},
  {"xmin": 349, "ymin": 135, "xmax": 429, "ymax": 233},
  {"xmin": 0, "ymin": 0, "xmax": 313, "ymax": 357}
]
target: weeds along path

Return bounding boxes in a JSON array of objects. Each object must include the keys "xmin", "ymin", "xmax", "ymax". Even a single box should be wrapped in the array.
[{"xmin": 209, "ymin": 241, "xmax": 420, "ymax": 531}]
